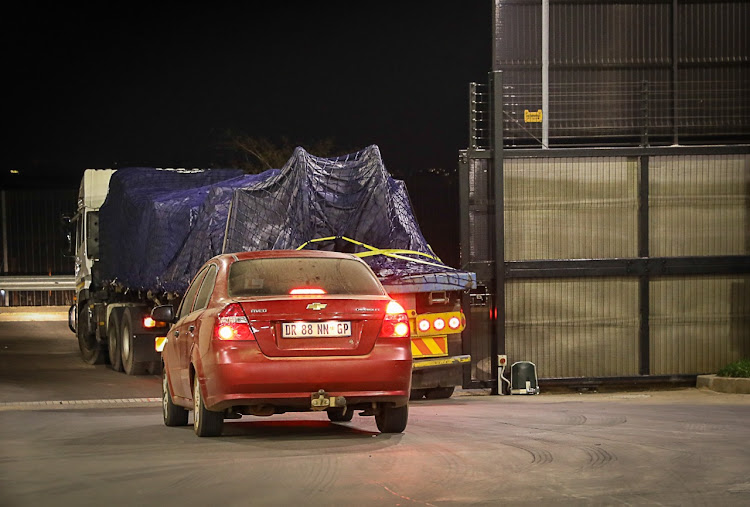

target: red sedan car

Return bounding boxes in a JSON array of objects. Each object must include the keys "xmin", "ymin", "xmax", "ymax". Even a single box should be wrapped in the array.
[{"xmin": 152, "ymin": 250, "xmax": 413, "ymax": 437}]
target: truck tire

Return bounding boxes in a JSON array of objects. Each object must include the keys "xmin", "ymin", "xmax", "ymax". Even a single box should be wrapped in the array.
[
  {"xmin": 77, "ymin": 302, "xmax": 105, "ymax": 365},
  {"xmin": 194, "ymin": 375, "xmax": 223, "ymax": 437},
  {"xmin": 121, "ymin": 308, "xmax": 148, "ymax": 375},
  {"xmin": 375, "ymin": 403, "xmax": 408, "ymax": 433},
  {"xmin": 425, "ymin": 386, "xmax": 455, "ymax": 400},
  {"xmin": 162, "ymin": 366, "xmax": 188, "ymax": 426},
  {"xmin": 107, "ymin": 310, "xmax": 123, "ymax": 372}
]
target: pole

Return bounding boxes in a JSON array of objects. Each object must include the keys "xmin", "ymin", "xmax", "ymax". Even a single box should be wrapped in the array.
[{"xmin": 542, "ymin": 0, "xmax": 549, "ymax": 149}]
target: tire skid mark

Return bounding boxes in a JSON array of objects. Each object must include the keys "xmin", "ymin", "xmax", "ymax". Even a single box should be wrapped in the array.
[
  {"xmin": 502, "ymin": 441, "xmax": 554, "ymax": 466},
  {"xmin": 579, "ymin": 445, "xmax": 617, "ymax": 469}
]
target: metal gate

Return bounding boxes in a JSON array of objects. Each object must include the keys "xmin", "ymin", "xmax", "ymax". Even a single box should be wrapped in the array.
[
  {"xmin": 459, "ymin": 75, "xmax": 750, "ymax": 389},
  {"xmin": 0, "ymin": 189, "xmax": 76, "ymax": 306}
]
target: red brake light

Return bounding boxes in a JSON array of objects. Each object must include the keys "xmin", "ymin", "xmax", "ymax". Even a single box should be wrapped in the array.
[
  {"xmin": 290, "ymin": 288, "xmax": 327, "ymax": 295},
  {"xmin": 433, "ymin": 318, "xmax": 446, "ymax": 331},
  {"xmin": 213, "ymin": 303, "xmax": 255, "ymax": 341},
  {"xmin": 418, "ymin": 319, "xmax": 431, "ymax": 332},
  {"xmin": 379, "ymin": 301, "xmax": 410, "ymax": 338}
]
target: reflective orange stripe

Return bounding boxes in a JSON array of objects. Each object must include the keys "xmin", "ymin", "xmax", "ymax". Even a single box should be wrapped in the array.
[{"xmin": 411, "ymin": 337, "xmax": 448, "ymax": 358}]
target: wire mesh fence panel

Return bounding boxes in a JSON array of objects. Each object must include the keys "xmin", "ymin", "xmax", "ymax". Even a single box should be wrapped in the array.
[
  {"xmin": 505, "ymin": 278, "xmax": 640, "ymax": 379},
  {"xmin": 650, "ymin": 276, "xmax": 750, "ymax": 375},
  {"xmin": 649, "ymin": 154, "xmax": 750, "ymax": 257},
  {"xmin": 504, "ymin": 157, "xmax": 639, "ymax": 261}
]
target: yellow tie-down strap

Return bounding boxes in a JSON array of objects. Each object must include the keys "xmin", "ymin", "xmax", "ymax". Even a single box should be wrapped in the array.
[
  {"xmin": 296, "ymin": 236, "xmax": 446, "ymax": 269},
  {"xmin": 412, "ymin": 355, "xmax": 471, "ymax": 369}
]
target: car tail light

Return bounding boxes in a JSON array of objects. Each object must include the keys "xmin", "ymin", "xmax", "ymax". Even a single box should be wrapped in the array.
[
  {"xmin": 418, "ymin": 319, "xmax": 431, "ymax": 332},
  {"xmin": 214, "ymin": 303, "xmax": 255, "ymax": 341},
  {"xmin": 448, "ymin": 316, "xmax": 461, "ymax": 330},
  {"xmin": 433, "ymin": 317, "xmax": 446, "ymax": 331},
  {"xmin": 379, "ymin": 300, "xmax": 410, "ymax": 338},
  {"xmin": 289, "ymin": 287, "xmax": 326, "ymax": 295}
]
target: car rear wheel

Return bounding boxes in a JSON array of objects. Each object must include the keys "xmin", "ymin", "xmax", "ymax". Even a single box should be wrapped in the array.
[
  {"xmin": 107, "ymin": 310, "xmax": 123, "ymax": 371},
  {"xmin": 121, "ymin": 308, "xmax": 148, "ymax": 375},
  {"xmin": 193, "ymin": 375, "xmax": 223, "ymax": 437},
  {"xmin": 375, "ymin": 403, "xmax": 408, "ymax": 433},
  {"xmin": 162, "ymin": 366, "xmax": 188, "ymax": 426},
  {"xmin": 425, "ymin": 386, "xmax": 455, "ymax": 400},
  {"xmin": 327, "ymin": 407, "xmax": 354, "ymax": 422}
]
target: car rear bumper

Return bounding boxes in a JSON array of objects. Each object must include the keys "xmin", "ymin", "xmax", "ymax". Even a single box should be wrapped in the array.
[{"xmin": 200, "ymin": 340, "xmax": 412, "ymax": 412}]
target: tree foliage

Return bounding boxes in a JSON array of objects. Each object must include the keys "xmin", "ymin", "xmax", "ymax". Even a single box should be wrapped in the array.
[{"xmin": 223, "ymin": 133, "xmax": 342, "ymax": 174}]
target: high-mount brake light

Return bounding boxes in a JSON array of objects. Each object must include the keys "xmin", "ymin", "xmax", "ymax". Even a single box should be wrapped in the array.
[
  {"xmin": 289, "ymin": 288, "xmax": 327, "ymax": 295},
  {"xmin": 214, "ymin": 303, "xmax": 255, "ymax": 341},
  {"xmin": 379, "ymin": 300, "xmax": 410, "ymax": 338}
]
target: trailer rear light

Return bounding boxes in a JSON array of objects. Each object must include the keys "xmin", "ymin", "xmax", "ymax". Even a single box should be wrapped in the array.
[
  {"xmin": 418, "ymin": 319, "xmax": 431, "ymax": 332},
  {"xmin": 448, "ymin": 316, "xmax": 461, "ymax": 330},
  {"xmin": 379, "ymin": 300, "xmax": 410, "ymax": 338},
  {"xmin": 143, "ymin": 316, "xmax": 166, "ymax": 328},
  {"xmin": 433, "ymin": 318, "xmax": 445, "ymax": 331},
  {"xmin": 290, "ymin": 288, "xmax": 327, "ymax": 295},
  {"xmin": 214, "ymin": 303, "xmax": 255, "ymax": 341}
]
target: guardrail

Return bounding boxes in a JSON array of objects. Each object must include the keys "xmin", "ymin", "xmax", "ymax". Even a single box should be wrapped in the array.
[{"xmin": 0, "ymin": 276, "xmax": 76, "ymax": 291}]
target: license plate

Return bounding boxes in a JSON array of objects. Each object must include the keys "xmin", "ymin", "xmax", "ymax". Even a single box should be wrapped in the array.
[{"xmin": 282, "ymin": 321, "xmax": 352, "ymax": 338}]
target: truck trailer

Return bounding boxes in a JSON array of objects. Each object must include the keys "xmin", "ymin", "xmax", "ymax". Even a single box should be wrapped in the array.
[{"xmin": 67, "ymin": 146, "xmax": 475, "ymax": 397}]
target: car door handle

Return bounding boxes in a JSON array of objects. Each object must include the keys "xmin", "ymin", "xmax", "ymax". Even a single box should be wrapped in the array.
[{"xmin": 188, "ymin": 325, "xmax": 195, "ymax": 333}]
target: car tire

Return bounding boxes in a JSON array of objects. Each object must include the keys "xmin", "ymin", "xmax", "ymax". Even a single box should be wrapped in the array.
[
  {"xmin": 162, "ymin": 366, "xmax": 188, "ymax": 427},
  {"xmin": 121, "ymin": 308, "xmax": 148, "ymax": 375},
  {"xmin": 375, "ymin": 403, "xmax": 408, "ymax": 433},
  {"xmin": 107, "ymin": 310, "xmax": 123, "ymax": 372},
  {"xmin": 193, "ymin": 375, "xmax": 223, "ymax": 437},
  {"xmin": 327, "ymin": 407, "xmax": 354, "ymax": 422},
  {"xmin": 77, "ymin": 302, "xmax": 105, "ymax": 365},
  {"xmin": 425, "ymin": 386, "xmax": 455, "ymax": 400}
]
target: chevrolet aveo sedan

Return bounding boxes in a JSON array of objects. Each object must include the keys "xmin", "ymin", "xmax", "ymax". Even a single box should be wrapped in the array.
[{"xmin": 152, "ymin": 250, "xmax": 413, "ymax": 437}]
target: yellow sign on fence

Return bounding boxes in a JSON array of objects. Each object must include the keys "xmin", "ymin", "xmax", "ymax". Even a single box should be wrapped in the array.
[{"xmin": 524, "ymin": 109, "xmax": 543, "ymax": 123}]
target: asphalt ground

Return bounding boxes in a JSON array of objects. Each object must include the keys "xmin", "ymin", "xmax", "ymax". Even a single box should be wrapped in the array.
[{"xmin": 1, "ymin": 308, "xmax": 749, "ymax": 506}]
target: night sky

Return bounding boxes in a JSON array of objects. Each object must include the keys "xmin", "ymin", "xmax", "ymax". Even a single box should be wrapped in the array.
[{"xmin": 3, "ymin": 2, "xmax": 492, "ymax": 265}]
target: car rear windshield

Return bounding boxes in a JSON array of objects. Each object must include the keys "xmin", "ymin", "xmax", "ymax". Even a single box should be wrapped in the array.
[{"xmin": 228, "ymin": 257, "xmax": 385, "ymax": 297}]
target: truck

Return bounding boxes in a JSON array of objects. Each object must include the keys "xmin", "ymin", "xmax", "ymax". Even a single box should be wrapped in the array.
[{"xmin": 67, "ymin": 146, "xmax": 476, "ymax": 397}]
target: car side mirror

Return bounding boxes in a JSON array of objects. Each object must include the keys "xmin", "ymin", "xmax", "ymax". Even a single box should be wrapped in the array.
[{"xmin": 151, "ymin": 305, "xmax": 176, "ymax": 324}]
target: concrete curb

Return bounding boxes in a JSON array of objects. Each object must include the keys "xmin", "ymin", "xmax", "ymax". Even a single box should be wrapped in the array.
[{"xmin": 697, "ymin": 374, "xmax": 750, "ymax": 394}]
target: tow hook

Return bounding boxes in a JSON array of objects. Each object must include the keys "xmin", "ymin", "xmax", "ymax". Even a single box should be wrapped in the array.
[{"xmin": 311, "ymin": 389, "xmax": 346, "ymax": 411}]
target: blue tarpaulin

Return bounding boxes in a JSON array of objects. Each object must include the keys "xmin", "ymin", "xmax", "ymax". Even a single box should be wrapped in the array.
[{"xmin": 98, "ymin": 147, "xmax": 476, "ymax": 294}]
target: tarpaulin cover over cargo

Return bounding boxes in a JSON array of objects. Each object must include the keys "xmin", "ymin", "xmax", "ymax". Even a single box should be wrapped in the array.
[{"xmin": 98, "ymin": 145, "xmax": 476, "ymax": 294}]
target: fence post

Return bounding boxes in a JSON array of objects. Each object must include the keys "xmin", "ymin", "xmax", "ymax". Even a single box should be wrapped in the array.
[
  {"xmin": 491, "ymin": 70, "xmax": 506, "ymax": 395},
  {"xmin": 641, "ymin": 80, "xmax": 650, "ymax": 147}
]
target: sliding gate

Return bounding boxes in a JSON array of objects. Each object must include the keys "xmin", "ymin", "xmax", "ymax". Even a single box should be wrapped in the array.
[{"xmin": 460, "ymin": 144, "xmax": 750, "ymax": 389}]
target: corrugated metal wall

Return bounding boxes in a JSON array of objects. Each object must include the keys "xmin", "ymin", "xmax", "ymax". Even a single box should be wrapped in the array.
[{"xmin": 493, "ymin": 0, "xmax": 749, "ymax": 145}]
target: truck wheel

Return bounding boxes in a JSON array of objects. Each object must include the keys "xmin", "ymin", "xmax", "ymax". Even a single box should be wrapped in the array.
[
  {"xmin": 107, "ymin": 310, "xmax": 123, "ymax": 372},
  {"xmin": 409, "ymin": 389, "xmax": 427, "ymax": 401},
  {"xmin": 121, "ymin": 308, "xmax": 148, "ymax": 375},
  {"xmin": 425, "ymin": 386, "xmax": 455, "ymax": 399},
  {"xmin": 327, "ymin": 407, "xmax": 354, "ymax": 422},
  {"xmin": 193, "ymin": 375, "xmax": 223, "ymax": 437},
  {"xmin": 162, "ymin": 366, "xmax": 188, "ymax": 426},
  {"xmin": 375, "ymin": 404, "xmax": 408, "ymax": 433},
  {"xmin": 77, "ymin": 302, "xmax": 105, "ymax": 365}
]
